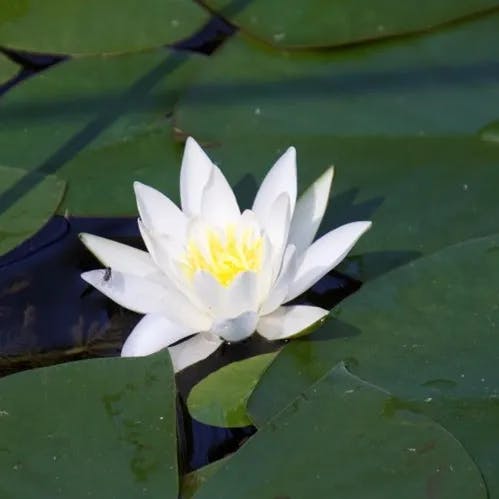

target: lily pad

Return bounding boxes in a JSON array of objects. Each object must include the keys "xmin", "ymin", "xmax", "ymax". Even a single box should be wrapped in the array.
[
  {"xmin": 0, "ymin": 48, "xmax": 202, "ymax": 173},
  {"xmin": 202, "ymin": 0, "xmax": 499, "ymax": 49},
  {"xmin": 0, "ymin": 53, "xmax": 18, "ymax": 84},
  {"xmin": 0, "ymin": 350, "xmax": 178, "ymax": 498},
  {"xmin": 248, "ymin": 233, "xmax": 499, "ymax": 495},
  {"xmin": 187, "ymin": 353, "xmax": 278, "ymax": 427},
  {"xmin": 174, "ymin": 12, "xmax": 499, "ymax": 141},
  {"xmin": 0, "ymin": 165, "xmax": 65, "ymax": 257},
  {"xmin": 181, "ymin": 457, "xmax": 229, "ymax": 499},
  {"xmin": 194, "ymin": 364, "xmax": 486, "ymax": 498},
  {"xmin": 0, "ymin": 0, "xmax": 209, "ymax": 55}
]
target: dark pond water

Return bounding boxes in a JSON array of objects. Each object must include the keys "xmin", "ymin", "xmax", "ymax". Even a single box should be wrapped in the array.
[{"xmin": 0, "ymin": 215, "xmax": 361, "ymax": 472}]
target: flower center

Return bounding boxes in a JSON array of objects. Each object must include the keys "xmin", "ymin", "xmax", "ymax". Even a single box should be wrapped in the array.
[{"xmin": 182, "ymin": 225, "xmax": 263, "ymax": 287}]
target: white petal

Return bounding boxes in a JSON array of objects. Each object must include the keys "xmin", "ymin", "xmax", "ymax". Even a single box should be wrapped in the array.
[
  {"xmin": 201, "ymin": 164, "xmax": 240, "ymax": 226},
  {"xmin": 286, "ymin": 221, "xmax": 372, "ymax": 302},
  {"xmin": 79, "ymin": 233, "xmax": 157, "ymax": 277},
  {"xmin": 81, "ymin": 269, "xmax": 211, "ymax": 331},
  {"xmin": 257, "ymin": 305, "xmax": 328, "ymax": 340},
  {"xmin": 288, "ymin": 167, "xmax": 334, "ymax": 255},
  {"xmin": 81, "ymin": 269, "xmax": 170, "ymax": 314},
  {"xmin": 259, "ymin": 245, "xmax": 297, "ymax": 316},
  {"xmin": 121, "ymin": 314, "xmax": 194, "ymax": 357},
  {"xmin": 252, "ymin": 147, "xmax": 297, "ymax": 224},
  {"xmin": 193, "ymin": 271, "xmax": 259, "ymax": 319},
  {"xmin": 180, "ymin": 137, "xmax": 214, "ymax": 217},
  {"xmin": 211, "ymin": 311, "xmax": 258, "ymax": 342},
  {"xmin": 262, "ymin": 193, "xmax": 291, "ymax": 278},
  {"xmin": 168, "ymin": 332, "xmax": 223, "ymax": 372},
  {"xmin": 134, "ymin": 181, "xmax": 187, "ymax": 239}
]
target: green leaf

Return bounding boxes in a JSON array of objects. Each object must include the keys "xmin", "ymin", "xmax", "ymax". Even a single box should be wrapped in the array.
[
  {"xmin": 0, "ymin": 0, "xmax": 209, "ymax": 55},
  {"xmin": 0, "ymin": 49, "xmax": 201, "ymax": 173},
  {"xmin": 174, "ymin": 13, "xmax": 499, "ymax": 141},
  {"xmin": 248, "ymin": 234, "xmax": 499, "ymax": 495},
  {"xmin": 0, "ymin": 166, "xmax": 65, "ymax": 257},
  {"xmin": 56, "ymin": 130, "xmax": 182, "ymax": 216},
  {"xmin": 0, "ymin": 351, "xmax": 178, "ymax": 498},
  {"xmin": 194, "ymin": 364, "xmax": 486, "ymax": 498},
  {"xmin": 181, "ymin": 457, "xmax": 229, "ymax": 499},
  {"xmin": 0, "ymin": 53, "xmax": 18, "ymax": 84},
  {"xmin": 202, "ymin": 0, "xmax": 499, "ymax": 48},
  {"xmin": 187, "ymin": 353, "xmax": 278, "ymax": 427}
]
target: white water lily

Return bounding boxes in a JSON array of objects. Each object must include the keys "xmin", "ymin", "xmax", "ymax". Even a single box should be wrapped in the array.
[{"xmin": 80, "ymin": 138, "xmax": 371, "ymax": 372}]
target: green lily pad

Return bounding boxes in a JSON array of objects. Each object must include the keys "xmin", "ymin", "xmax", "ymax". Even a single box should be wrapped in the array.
[
  {"xmin": 0, "ymin": 53, "xmax": 18, "ymax": 84},
  {"xmin": 187, "ymin": 353, "xmax": 278, "ymax": 427},
  {"xmin": 0, "ymin": 0, "xmax": 209, "ymax": 55},
  {"xmin": 0, "ymin": 166, "xmax": 65, "ymax": 257},
  {"xmin": 0, "ymin": 49, "xmax": 201, "ymax": 173},
  {"xmin": 57, "ymin": 130, "xmax": 182, "ymax": 216},
  {"xmin": 0, "ymin": 350, "xmax": 178, "ymax": 498},
  {"xmin": 194, "ymin": 364, "xmax": 486, "ymax": 499},
  {"xmin": 181, "ymin": 457, "xmax": 229, "ymax": 499},
  {"xmin": 248, "ymin": 234, "xmax": 499, "ymax": 495},
  {"xmin": 174, "ymin": 12, "xmax": 499, "ymax": 141},
  {"xmin": 202, "ymin": 0, "xmax": 499, "ymax": 49}
]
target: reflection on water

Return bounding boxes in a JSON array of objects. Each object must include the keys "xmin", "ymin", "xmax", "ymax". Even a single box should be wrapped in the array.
[{"xmin": 0, "ymin": 215, "xmax": 361, "ymax": 471}]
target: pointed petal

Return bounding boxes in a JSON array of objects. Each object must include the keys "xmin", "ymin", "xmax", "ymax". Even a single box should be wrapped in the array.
[
  {"xmin": 286, "ymin": 221, "xmax": 372, "ymax": 302},
  {"xmin": 193, "ymin": 271, "xmax": 259, "ymax": 319},
  {"xmin": 201, "ymin": 164, "xmax": 240, "ymax": 226},
  {"xmin": 81, "ymin": 269, "xmax": 211, "ymax": 331},
  {"xmin": 257, "ymin": 305, "xmax": 328, "ymax": 340},
  {"xmin": 121, "ymin": 314, "xmax": 194, "ymax": 357},
  {"xmin": 262, "ymin": 193, "xmax": 292, "ymax": 278},
  {"xmin": 252, "ymin": 147, "xmax": 297, "ymax": 224},
  {"xmin": 180, "ymin": 137, "xmax": 214, "ymax": 217},
  {"xmin": 134, "ymin": 181, "xmax": 187, "ymax": 238},
  {"xmin": 168, "ymin": 332, "xmax": 223, "ymax": 372},
  {"xmin": 211, "ymin": 311, "xmax": 258, "ymax": 342},
  {"xmin": 288, "ymin": 167, "xmax": 334, "ymax": 255},
  {"xmin": 259, "ymin": 245, "xmax": 297, "ymax": 316},
  {"xmin": 79, "ymin": 233, "xmax": 156, "ymax": 277}
]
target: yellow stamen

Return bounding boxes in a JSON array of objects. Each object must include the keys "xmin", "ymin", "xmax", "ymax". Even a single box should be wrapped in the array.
[{"xmin": 182, "ymin": 225, "xmax": 263, "ymax": 286}]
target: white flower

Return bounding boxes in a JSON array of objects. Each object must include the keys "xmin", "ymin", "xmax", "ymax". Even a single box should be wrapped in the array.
[{"xmin": 80, "ymin": 138, "xmax": 371, "ymax": 372}]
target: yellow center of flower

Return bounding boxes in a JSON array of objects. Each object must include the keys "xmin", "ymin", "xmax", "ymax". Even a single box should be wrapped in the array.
[{"xmin": 182, "ymin": 225, "xmax": 263, "ymax": 287}]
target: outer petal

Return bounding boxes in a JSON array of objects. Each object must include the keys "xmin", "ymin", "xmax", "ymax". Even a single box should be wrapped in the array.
[
  {"xmin": 257, "ymin": 305, "xmax": 328, "ymax": 340},
  {"xmin": 168, "ymin": 332, "xmax": 223, "ymax": 372},
  {"xmin": 192, "ymin": 270, "xmax": 259, "ymax": 319},
  {"xmin": 134, "ymin": 181, "xmax": 187, "ymax": 239},
  {"xmin": 288, "ymin": 167, "xmax": 334, "ymax": 255},
  {"xmin": 252, "ymin": 147, "xmax": 297, "ymax": 225},
  {"xmin": 81, "ymin": 269, "xmax": 211, "ymax": 331},
  {"xmin": 211, "ymin": 311, "xmax": 258, "ymax": 342},
  {"xmin": 180, "ymin": 137, "xmax": 214, "ymax": 217},
  {"xmin": 261, "ymin": 193, "xmax": 291, "ymax": 278},
  {"xmin": 79, "ymin": 233, "xmax": 157, "ymax": 277},
  {"xmin": 200, "ymin": 164, "xmax": 240, "ymax": 226},
  {"xmin": 259, "ymin": 245, "xmax": 297, "ymax": 316},
  {"xmin": 286, "ymin": 221, "xmax": 372, "ymax": 302},
  {"xmin": 121, "ymin": 313, "xmax": 194, "ymax": 357}
]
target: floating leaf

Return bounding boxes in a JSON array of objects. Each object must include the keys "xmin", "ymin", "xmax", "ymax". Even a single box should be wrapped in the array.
[
  {"xmin": 187, "ymin": 353, "xmax": 278, "ymax": 427},
  {"xmin": 0, "ymin": 0, "xmax": 209, "ymax": 55},
  {"xmin": 0, "ymin": 351, "xmax": 178, "ymax": 498},
  {"xmin": 194, "ymin": 364, "xmax": 486, "ymax": 498},
  {"xmin": 202, "ymin": 0, "xmax": 499, "ymax": 49},
  {"xmin": 0, "ymin": 166, "xmax": 65, "ymax": 257},
  {"xmin": 0, "ymin": 53, "xmax": 18, "ymax": 84},
  {"xmin": 249, "ymin": 234, "xmax": 499, "ymax": 495},
  {"xmin": 175, "ymin": 13, "xmax": 499, "ymax": 141},
  {"xmin": 181, "ymin": 457, "xmax": 229, "ymax": 499}
]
